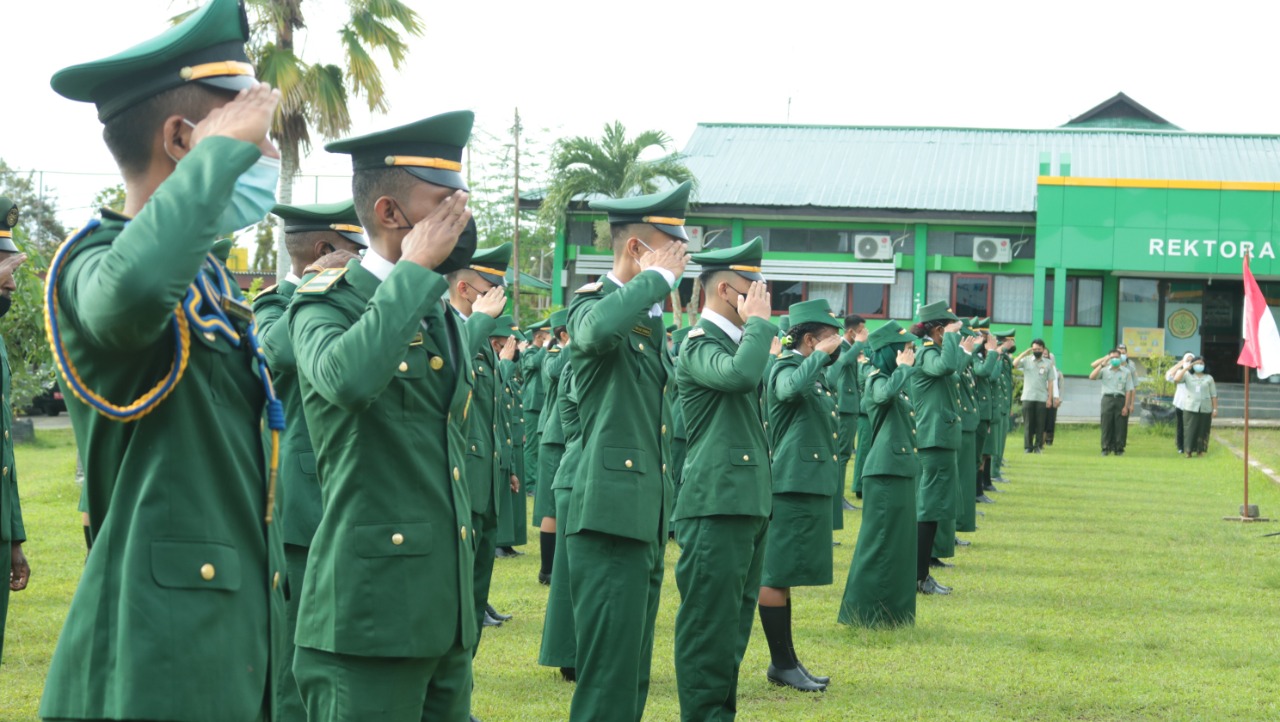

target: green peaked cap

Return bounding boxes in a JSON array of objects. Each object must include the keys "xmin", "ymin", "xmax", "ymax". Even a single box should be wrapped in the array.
[
  {"xmin": 590, "ymin": 180, "xmax": 693, "ymax": 241},
  {"xmin": 490, "ymin": 315, "xmax": 520, "ymax": 338},
  {"xmin": 470, "ymin": 242, "xmax": 512, "ymax": 286},
  {"xmin": 672, "ymin": 326, "xmax": 692, "ymax": 351},
  {"xmin": 51, "ymin": 0, "xmax": 256, "ymax": 123},
  {"xmin": 777, "ymin": 315, "xmax": 791, "ymax": 334},
  {"xmin": 693, "ymin": 236, "xmax": 764, "ymax": 281},
  {"xmin": 549, "ymin": 308, "xmax": 570, "ymax": 329},
  {"xmin": 326, "ymin": 110, "xmax": 474, "ymax": 192},
  {"xmin": 868, "ymin": 321, "xmax": 920, "ymax": 352},
  {"xmin": 665, "ymin": 324, "xmax": 677, "ymax": 334},
  {"xmin": 272, "ymin": 200, "xmax": 367, "ymax": 247},
  {"xmin": 524, "ymin": 316, "xmax": 552, "ymax": 332},
  {"xmin": 211, "ymin": 238, "xmax": 234, "ymax": 262},
  {"xmin": 975, "ymin": 317, "xmax": 991, "ymax": 330},
  {"xmin": 787, "ymin": 299, "xmax": 840, "ymax": 330},
  {"xmin": 0, "ymin": 196, "xmax": 19, "ymax": 253},
  {"xmin": 993, "ymin": 327, "xmax": 1017, "ymax": 339},
  {"xmin": 916, "ymin": 300, "xmax": 960, "ymax": 324}
]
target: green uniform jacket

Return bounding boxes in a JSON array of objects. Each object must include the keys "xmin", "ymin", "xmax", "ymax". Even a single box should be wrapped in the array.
[
  {"xmin": 957, "ymin": 353, "xmax": 979, "ymax": 432},
  {"xmin": 0, "ymin": 339, "xmax": 24, "ymax": 546},
  {"xmin": 521, "ymin": 347, "xmax": 546, "ymax": 413},
  {"xmin": 911, "ymin": 333, "xmax": 963, "ymax": 450},
  {"xmin": 674, "ymin": 316, "xmax": 776, "ymax": 520},
  {"xmin": 288, "ymin": 259, "xmax": 476, "ymax": 658},
  {"xmin": 538, "ymin": 346, "xmax": 570, "ymax": 438},
  {"xmin": 41, "ymin": 138, "xmax": 284, "ymax": 722},
  {"xmin": 567, "ymin": 272, "xmax": 674, "ymax": 542},
  {"xmin": 827, "ymin": 340, "xmax": 867, "ymax": 415},
  {"xmin": 461, "ymin": 312, "xmax": 503, "ymax": 516},
  {"xmin": 553, "ymin": 362, "xmax": 583, "ymax": 491},
  {"xmin": 860, "ymin": 365, "xmax": 921, "ymax": 478},
  {"xmin": 255, "ymin": 280, "xmax": 324, "ymax": 548},
  {"xmin": 971, "ymin": 350, "xmax": 1001, "ymax": 421},
  {"xmin": 766, "ymin": 350, "xmax": 839, "ymax": 495}
]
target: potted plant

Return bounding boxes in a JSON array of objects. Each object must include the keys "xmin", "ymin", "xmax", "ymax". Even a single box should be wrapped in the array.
[{"xmin": 1135, "ymin": 353, "xmax": 1178, "ymax": 425}]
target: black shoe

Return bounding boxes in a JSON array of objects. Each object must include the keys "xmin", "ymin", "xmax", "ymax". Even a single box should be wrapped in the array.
[
  {"xmin": 796, "ymin": 661, "xmax": 830, "ymax": 686},
  {"xmin": 1034, "ymin": 447, "xmax": 1043, "ymax": 454},
  {"xmin": 483, "ymin": 612, "xmax": 503, "ymax": 628},
  {"xmin": 983, "ymin": 484, "xmax": 1001, "ymax": 492},
  {"xmin": 832, "ymin": 541, "xmax": 841, "ymax": 547},
  {"xmin": 991, "ymin": 475, "xmax": 1008, "ymax": 483},
  {"xmin": 486, "ymin": 603, "xmax": 512, "ymax": 622},
  {"xmin": 559, "ymin": 667, "xmax": 577, "ymax": 682},
  {"xmin": 767, "ymin": 665, "xmax": 826, "ymax": 692},
  {"xmin": 842, "ymin": 498, "xmax": 857, "ymax": 511},
  {"xmin": 855, "ymin": 491, "xmax": 863, "ymax": 500},
  {"xmin": 917, "ymin": 577, "xmax": 951, "ymax": 595},
  {"xmin": 955, "ymin": 538, "xmax": 971, "ymax": 547},
  {"xmin": 929, "ymin": 557, "xmax": 954, "ymax": 569},
  {"xmin": 1024, "ymin": 448, "xmax": 1033, "ymax": 454},
  {"xmin": 977, "ymin": 494, "xmax": 996, "ymax": 504},
  {"xmin": 1102, "ymin": 450, "xmax": 1110, "ymax": 456},
  {"xmin": 976, "ymin": 510, "xmax": 985, "ymax": 517},
  {"xmin": 494, "ymin": 547, "xmax": 514, "ymax": 559},
  {"xmin": 929, "ymin": 576, "xmax": 953, "ymax": 593},
  {"xmin": 1115, "ymin": 450, "xmax": 1125, "ymax": 456},
  {"xmin": 537, "ymin": 571, "xmax": 551, "ymax": 586}
]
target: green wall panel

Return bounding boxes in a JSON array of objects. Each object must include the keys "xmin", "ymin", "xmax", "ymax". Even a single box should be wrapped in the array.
[
  {"xmin": 1115, "ymin": 187, "xmax": 1168, "ymax": 228},
  {"xmin": 1036, "ymin": 225, "xmax": 1063, "ymax": 267},
  {"xmin": 1061, "ymin": 225, "xmax": 1116, "ymax": 269},
  {"xmin": 1111, "ymin": 227, "xmax": 1169, "ymax": 272},
  {"xmin": 1037, "ymin": 185, "xmax": 1064, "ymax": 226},
  {"xmin": 1062, "ymin": 186, "xmax": 1116, "ymax": 228},
  {"xmin": 1166, "ymin": 189, "xmax": 1221, "ymax": 231},
  {"xmin": 1219, "ymin": 191, "xmax": 1273, "ymax": 232}
]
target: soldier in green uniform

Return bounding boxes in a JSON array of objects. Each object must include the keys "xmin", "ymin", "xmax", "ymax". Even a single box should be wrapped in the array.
[
  {"xmin": 667, "ymin": 325, "xmax": 692, "ymax": 540},
  {"xmin": 493, "ymin": 315, "xmax": 528, "ymax": 560},
  {"xmin": 538, "ymin": 344, "xmax": 580, "ymax": 682},
  {"xmin": 446, "ymin": 243, "xmax": 513, "ymax": 642},
  {"xmin": 990, "ymin": 330, "xmax": 1016, "ymax": 483},
  {"xmin": 672, "ymin": 239, "xmax": 776, "ymax": 720},
  {"xmin": 566, "ymin": 182, "xmax": 690, "ymax": 721},
  {"xmin": 838, "ymin": 322, "xmax": 919, "ymax": 628},
  {"xmin": 951, "ymin": 320, "xmax": 992, "ymax": 546},
  {"xmin": 255, "ymin": 200, "xmax": 366, "ymax": 721},
  {"xmin": 761, "ymin": 298, "xmax": 843, "ymax": 692},
  {"xmin": 1090, "ymin": 348, "xmax": 1137, "ymax": 455},
  {"xmin": 0, "ymin": 200, "xmax": 30, "ymax": 664},
  {"xmin": 970, "ymin": 320, "xmax": 1003, "ymax": 504},
  {"xmin": 43, "ymin": 2, "xmax": 289, "ymax": 718},
  {"xmin": 521, "ymin": 316, "xmax": 550, "ymax": 502},
  {"xmin": 909, "ymin": 302, "xmax": 972, "ymax": 596},
  {"xmin": 534, "ymin": 309, "xmax": 571, "ymax": 585},
  {"xmin": 828, "ymin": 314, "xmax": 869, "ymax": 520},
  {"xmin": 288, "ymin": 110, "xmax": 479, "ymax": 721}
]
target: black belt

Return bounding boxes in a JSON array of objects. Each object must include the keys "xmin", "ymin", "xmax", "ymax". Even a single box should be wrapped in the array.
[{"xmin": 1104, "ymin": 393, "xmax": 1125, "ymax": 398}]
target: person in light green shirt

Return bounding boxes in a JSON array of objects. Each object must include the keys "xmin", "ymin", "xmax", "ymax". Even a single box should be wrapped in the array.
[
  {"xmin": 1089, "ymin": 349, "xmax": 1136, "ymax": 456},
  {"xmin": 1173, "ymin": 358, "xmax": 1217, "ymax": 457},
  {"xmin": 1012, "ymin": 339, "xmax": 1055, "ymax": 453}
]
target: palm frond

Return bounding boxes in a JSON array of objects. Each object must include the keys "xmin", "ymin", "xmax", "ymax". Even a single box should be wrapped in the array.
[
  {"xmin": 340, "ymin": 26, "xmax": 389, "ymax": 112},
  {"xmin": 347, "ymin": 10, "xmax": 410, "ymax": 67},
  {"xmin": 255, "ymin": 43, "xmax": 307, "ymax": 114},
  {"xmin": 301, "ymin": 63, "xmax": 352, "ymax": 139},
  {"xmin": 363, "ymin": 0, "xmax": 425, "ymax": 35}
]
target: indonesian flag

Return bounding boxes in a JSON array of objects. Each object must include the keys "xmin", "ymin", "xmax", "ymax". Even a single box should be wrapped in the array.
[{"xmin": 1239, "ymin": 254, "xmax": 1280, "ymax": 379}]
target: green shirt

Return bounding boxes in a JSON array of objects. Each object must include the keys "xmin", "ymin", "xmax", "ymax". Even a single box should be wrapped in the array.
[
  {"xmin": 1182, "ymin": 373, "xmax": 1218, "ymax": 413},
  {"xmin": 1096, "ymin": 365, "xmax": 1134, "ymax": 396},
  {"xmin": 0, "ymin": 338, "xmax": 24, "ymax": 545},
  {"xmin": 1016, "ymin": 355, "xmax": 1055, "ymax": 402}
]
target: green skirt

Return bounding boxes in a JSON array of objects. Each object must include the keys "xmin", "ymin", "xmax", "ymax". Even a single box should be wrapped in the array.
[
  {"xmin": 762, "ymin": 492, "xmax": 833, "ymax": 589},
  {"xmin": 838, "ymin": 474, "xmax": 916, "ymax": 628},
  {"xmin": 917, "ymin": 447, "xmax": 958, "ymax": 523},
  {"xmin": 852, "ymin": 414, "xmax": 872, "ymax": 495},
  {"xmin": 533, "ymin": 443, "xmax": 563, "ymax": 524},
  {"xmin": 538, "ymin": 488, "xmax": 577, "ymax": 667},
  {"xmin": 956, "ymin": 430, "xmax": 978, "ymax": 533}
]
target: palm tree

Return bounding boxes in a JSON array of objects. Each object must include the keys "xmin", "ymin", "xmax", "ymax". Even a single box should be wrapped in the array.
[
  {"xmin": 248, "ymin": 0, "xmax": 423, "ymax": 276},
  {"xmin": 539, "ymin": 122, "xmax": 697, "ymax": 322}
]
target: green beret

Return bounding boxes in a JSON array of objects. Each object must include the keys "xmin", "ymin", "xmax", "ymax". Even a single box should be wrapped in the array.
[
  {"xmin": 470, "ymin": 242, "xmax": 512, "ymax": 287},
  {"xmin": 692, "ymin": 236, "xmax": 764, "ymax": 282},
  {"xmin": 326, "ymin": 110, "xmax": 473, "ymax": 192},
  {"xmin": 549, "ymin": 309, "xmax": 570, "ymax": 330},
  {"xmin": 589, "ymin": 181, "xmax": 692, "ymax": 242},
  {"xmin": 0, "ymin": 196, "xmax": 19, "ymax": 253},
  {"xmin": 51, "ymin": 0, "xmax": 256, "ymax": 123},
  {"xmin": 787, "ymin": 299, "xmax": 841, "ymax": 330},
  {"xmin": 272, "ymin": 200, "xmax": 367, "ymax": 247},
  {"xmin": 868, "ymin": 321, "xmax": 920, "ymax": 352},
  {"xmin": 916, "ymin": 300, "xmax": 960, "ymax": 324}
]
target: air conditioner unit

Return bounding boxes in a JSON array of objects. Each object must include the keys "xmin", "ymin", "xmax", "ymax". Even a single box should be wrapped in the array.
[
  {"xmin": 854, "ymin": 234, "xmax": 893, "ymax": 260},
  {"xmin": 685, "ymin": 226, "xmax": 705, "ymax": 252},
  {"xmin": 973, "ymin": 236, "xmax": 1012, "ymax": 263}
]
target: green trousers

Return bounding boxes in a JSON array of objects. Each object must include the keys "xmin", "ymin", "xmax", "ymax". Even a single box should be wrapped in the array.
[
  {"xmin": 293, "ymin": 643, "xmax": 471, "ymax": 722},
  {"xmin": 472, "ymin": 508, "xmax": 498, "ymax": 654},
  {"xmin": 995, "ymin": 406, "xmax": 1009, "ymax": 476},
  {"xmin": 524, "ymin": 414, "xmax": 541, "ymax": 493},
  {"xmin": 1100, "ymin": 394, "xmax": 1126, "ymax": 452},
  {"xmin": 838, "ymin": 474, "xmax": 916, "ymax": 628},
  {"xmin": 567, "ymin": 529, "xmax": 664, "ymax": 722},
  {"xmin": 276, "ymin": 544, "xmax": 310, "ymax": 722},
  {"xmin": 673, "ymin": 515, "xmax": 767, "ymax": 722},
  {"xmin": 833, "ymin": 412, "xmax": 857, "ymax": 528},
  {"xmin": 0, "ymin": 538, "xmax": 10, "ymax": 663},
  {"xmin": 852, "ymin": 414, "xmax": 872, "ymax": 495},
  {"xmin": 538, "ymin": 488, "xmax": 577, "ymax": 669},
  {"xmin": 974, "ymin": 419, "xmax": 991, "ymax": 493},
  {"xmin": 956, "ymin": 431, "xmax": 978, "ymax": 533}
]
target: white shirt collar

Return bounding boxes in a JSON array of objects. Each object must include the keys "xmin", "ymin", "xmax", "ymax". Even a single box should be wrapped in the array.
[
  {"xmin": 451, "ymin": 303, "xmax": 469, "ymax": 321},
  {"xmin": 285, "ymin": 272, "xmax": 303, "ymax": 286},
  {"xmin": 607, "ymin": 272, "xmax": 664, "ymax": 318},
  {"xmin": 360, "ymin": 248, "xmax": 396, "ymax": 282},
  {"xmin": 700, "ymin": 307, "xmax": 743, "ymax": 344}
]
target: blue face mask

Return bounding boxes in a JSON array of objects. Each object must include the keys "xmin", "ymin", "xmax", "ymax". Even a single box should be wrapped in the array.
[
  {"xmin": 1193, "ymin": 364, "xmax": 1205, "ymax": 373},
  {"xmin": 170, "ymin": 119, "xmax": 279, "ymax": 237},
  {"xmin": 1120, "ymin": 354, "xmax": 1128, "ymax": 363}
]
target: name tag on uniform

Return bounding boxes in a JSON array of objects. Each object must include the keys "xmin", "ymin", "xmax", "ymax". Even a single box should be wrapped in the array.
[
  {"xmin": 222, "ymin": 296, "xmax": 254, "ymax": 323},
  {"xmin": 410, "ymin": 332, "xmax": 424, "ymax": 347},
  {"xmin": 632, "ymin": 325, "xmax": 652, "ymax": 337}
]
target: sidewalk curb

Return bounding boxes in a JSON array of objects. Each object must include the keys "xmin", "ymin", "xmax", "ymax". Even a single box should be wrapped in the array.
[{"xmin": 1213, "ymin": 433, "xmax": 1280, "ymax": 486}]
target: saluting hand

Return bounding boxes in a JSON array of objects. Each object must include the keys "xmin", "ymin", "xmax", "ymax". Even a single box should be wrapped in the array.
[
  {"xmin": 638, "ymin": 240, "xmax": 690, "ymax": 280},
  {"xmin": 473, "ymin": 285, "xmax": 507, "ymax": 318},
  {"xmin": 401, "ymin": 191, "xmax": 471, "ymax": 270},
  {"xmin": 855, "ymin": 326, "xmax": 869, "ymax": 343},
  {"xmin": 770, "ymin": 337, "xmax": 783, "ymax": 356},
  {"xmin": 984, "ymin": 334, "xmax": 997, "ymax": 351},
  {"xmin": 737, "ymin": 281, "xmax": 771, "ymax": 322},
  {"xmin": 312, "ymin": 249, "xmax": 358, "ymax": 270},
  {"xmin": 499, "ymin": 336, "xmax": 517, "ymax": 361},
  {"xmin": 815, "ymin": 334, "xmax": 843, "ymax": 356},
  {"xmin": 0, "ymin": 252, "xmax": 28, "ymax": 288},
  {"xmin": 190, "ymin": 82, "xmax": 281, "ymax": 153},
  {"xmin": 944, "ymin": 320, "xmax": 963, "ymax": 334},
  {"xmin": 960, "ymin": 335, "xmax": 978, "ymax": 353},
  {"xmin": 897, "ymin": 345, "xmax": 916, "ymax": 367}
]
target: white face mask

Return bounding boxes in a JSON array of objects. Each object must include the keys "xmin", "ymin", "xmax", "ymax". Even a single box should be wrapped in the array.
[
  {"xmin": 635, "ymin": 238, "xmax": 683, "ymax": 286},
  {"xmin": 167, "ymin": 118, "xmax": 279, "ymax": 236}
]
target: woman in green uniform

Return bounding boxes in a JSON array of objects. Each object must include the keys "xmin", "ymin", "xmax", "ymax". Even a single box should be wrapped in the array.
[
  {"xmin": 1174, "ymin": 358, "xmax": 1218, "ymax": 457},
  {"xmin": 538, "ymin": 360, "xmax": 580, "ymax": 681},
  {"xmin": 533, "ymin": 311, "xmax": 570, "ymax": 584},
  {"xmin": 838, "ymin": 322, "xmax": 919, "ymax": 628},
  {"xmin": 760, "ymin": 299, "xmax": 843, "ymax": 692}
]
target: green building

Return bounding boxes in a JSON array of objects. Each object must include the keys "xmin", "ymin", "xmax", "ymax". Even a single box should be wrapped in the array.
[{"xmin": 545, "ymin": 93, "xmax": 1280, "ymax": 382}]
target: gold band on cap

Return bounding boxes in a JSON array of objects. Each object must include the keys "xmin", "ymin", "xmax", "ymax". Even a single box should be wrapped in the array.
[
  {"xmin": 179, "ymin": 61, "xmax": 255, "ymax": 82},
  {"xmin": 0, "ymin": 230, "xmax": 10, "ymax": 239},
  {"xmin": 329, "ymin": 224, "xmax": 365, "ymax": 234},
  {"xmin": 643, "ymin": 216, "xmax": 685, "ymax": 226},
  {"xmin": 384, "ymin": 156, "xmax": 463, "ymax": 172},
  {"xmin": 729, "ymin": 264, "xmax": 762, "ymax": 273},
  {"xmin": 471, "ymin": 264, "xmax": 505, "ymax": 277}
]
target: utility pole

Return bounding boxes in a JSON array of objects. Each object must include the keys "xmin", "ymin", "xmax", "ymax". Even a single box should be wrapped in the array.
[{"xmin": 512, "ymin": 107, "xmax": 521, "ymax": 324}]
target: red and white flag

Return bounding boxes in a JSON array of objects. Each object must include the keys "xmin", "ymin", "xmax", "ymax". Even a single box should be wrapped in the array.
[{"xmin": 1239, "ymin": 254, "xmax": 1280, "ymax": 379}]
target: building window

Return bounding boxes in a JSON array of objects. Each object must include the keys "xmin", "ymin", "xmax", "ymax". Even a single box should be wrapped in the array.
[
  {"xmin": 567, "ymin": 220, "xmax": 596, "ymax": 247},
  {"xmin": 808, "ymin": 282, "xmax": 849, "ymax": 316},
  {"xmin": 926, "ymin": 272, "xmax": 951, "ymax": 306},
  {"xmin": 889, "ymin": 271, "xmax": 914, "ymax": 319},
  {"xmin": 1118, "ymin": 279, "xmax": 1160, "ymax": 343},
  {"xmin": 952, "ymin": 274, "xmax": 991, "ymax": 318},
  {"xmin": 1042, "ymin": 278, "xmax": 1078, "ymax": 325},
  {"xmin": 993, "ymin": 275, "xmax": 1033, "ymax": 324},
  {"xmin": 771, "ymin": 280, "xmax": 803, "ymax": 316},
  {"xmin": 696, "ymin": 226, "xmax": 734, "ymax": 253},
  {"xmin": 1076, "ymin": 278, "xmax": 1102, "ymax": 326},
  {"xmin": 851, "ymin": 284, "xmax": 888, "ymax": 318}
]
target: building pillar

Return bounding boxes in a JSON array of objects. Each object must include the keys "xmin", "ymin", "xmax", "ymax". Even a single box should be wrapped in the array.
[
  {"xmin": 1032, "ymin": 265, "xmax": 1047, "ymax": 340},
  {"xmin": 1102, "ymin": 275, "xmax": 1119, "ymax": 350},
  {"xmin": 552, "ymin": 223, "xmax": 567, "ymax": 308},
  {"xmin": 1051, "ymin": 266, "xmax": 1067, "ymax": 356},
  {"xmin": 731, "ymin": 218, "xmax": 744, "ymax": 246},
  {"xmin": 912, "ymin": 223, "xmax": 928, "ymax": 316}
]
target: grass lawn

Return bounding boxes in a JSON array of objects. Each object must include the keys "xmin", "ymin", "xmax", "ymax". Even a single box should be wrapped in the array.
[
  {"xmin": 1215, "ymin": 427, "xmax": 1280, "ymax": 477},
  {"xmin": 4, "ymin": 425, "xmax": 1280, "ymax": 721}
]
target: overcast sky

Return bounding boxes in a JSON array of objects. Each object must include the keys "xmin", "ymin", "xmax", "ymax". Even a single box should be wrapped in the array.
[{"xmin": 9, "ymin": 0, "xmax": 1280, "ymax": 223}]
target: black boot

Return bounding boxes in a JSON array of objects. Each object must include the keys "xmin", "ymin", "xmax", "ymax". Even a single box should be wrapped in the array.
[
  {"xmin": 559, "ymin": 667, "xmax": 577, "ymax": 682},
  {"xmin": 787, "ymin": 599, "xmax": 830, "ymax": 686},
  {"xmin": 759, "ymin": 604, "xmax": 825, "ymax": 692},
  {"xmin": 917, "ymin": 521, "xmax": 938, "ymax": 584},
  {"xmin": 486, "ymin": 603, "xmax": 512, "ymax": 622},
  {"xmin": 538, "ymin": 531, "xmax": 555, "ymax": 585}
]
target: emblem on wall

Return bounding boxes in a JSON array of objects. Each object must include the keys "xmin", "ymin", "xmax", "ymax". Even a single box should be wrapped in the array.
[{"xmin": 1168, "ymin": 308, "xmax": 1199, "ymax": 340}]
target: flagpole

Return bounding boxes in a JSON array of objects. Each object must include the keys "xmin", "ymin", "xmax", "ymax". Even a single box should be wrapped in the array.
[{"xmin": 1244, "ymin": 371, "xmax": 1250, "ymax": 515}]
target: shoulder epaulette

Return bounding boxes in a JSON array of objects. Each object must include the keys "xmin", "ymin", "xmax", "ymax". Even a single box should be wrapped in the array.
[
  {"xmin": 548, "ymin": 347, "xmax": 561, "ymax": 354},
  {"xmin": 868, "ymin": 368, "xmax": 880, "ymax": 376},
  {"xmin": 687, "ymin": 327, "xmax": 705, "ymax": 338},
  {"xmin": 259, "ymin": 283, "xmax": 279, "ymax": 295},
  {"xmin": 576, "ymin": 281, "xmax": 604, "ymax": 294},
  {"xmin": 295, "ymin": 268, "xmax": 348, "ymax": 294}
]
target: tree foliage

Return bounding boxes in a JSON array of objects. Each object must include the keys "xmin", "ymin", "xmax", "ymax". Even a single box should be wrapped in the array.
[{"xmin": 0, "ymin": 160, "xmax": 69, "ymax": 257}]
